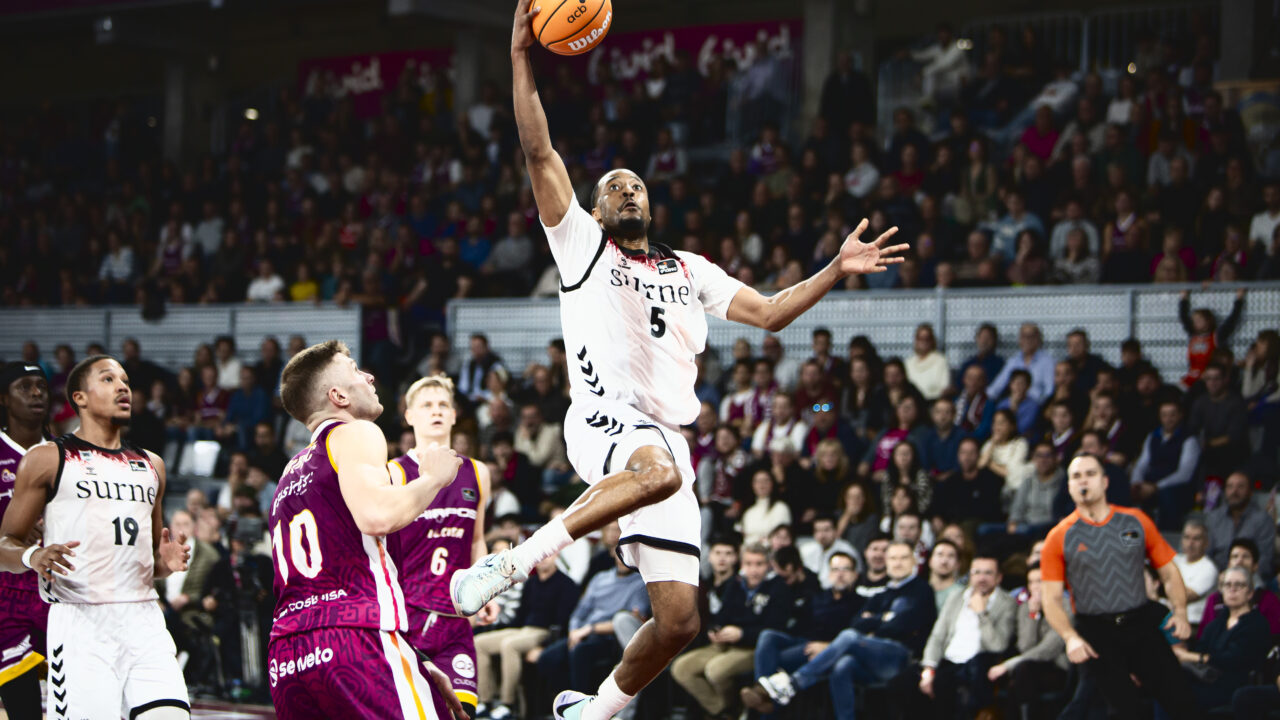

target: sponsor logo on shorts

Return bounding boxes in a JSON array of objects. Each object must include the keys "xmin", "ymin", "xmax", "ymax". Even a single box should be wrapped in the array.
[
  {"xmin": 452, "ymin": 653, "xmax": 475, "ymax": 679},
  {"xmin": 268, "ymin": 645, "xmax": 335, "ymax": 687},
  {"xmin": 1, "ymin": 634, "xmax": 31, "ymax": 662},
  {"xmin": 274, "ymin": 589, "xmax": 349, "ymax": 620}
]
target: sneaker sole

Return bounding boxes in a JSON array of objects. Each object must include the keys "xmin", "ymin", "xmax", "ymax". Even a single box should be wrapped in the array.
[{"xmin": 553, "ymin": 690, "xmax": 590, "ymax": 719}]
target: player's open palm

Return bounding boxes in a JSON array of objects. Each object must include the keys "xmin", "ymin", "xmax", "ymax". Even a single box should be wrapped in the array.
[
  {"xmin": 511, "ymin": 0, "xmax": 541, "ymax": 52},
  {"xmin": 159, "ymin": 527, "xmax": 191, "ymax": 574},
  {"xmin": 839, "ymin": 218, "xmax": 907, "ymax": 275}
]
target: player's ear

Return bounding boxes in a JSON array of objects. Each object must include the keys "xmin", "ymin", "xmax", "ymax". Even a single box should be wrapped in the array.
[{"xmin": 328, "ymin": 385, "xmax": 348, "ymax": 409}]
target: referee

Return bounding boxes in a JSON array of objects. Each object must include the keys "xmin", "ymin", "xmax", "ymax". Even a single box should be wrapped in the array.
[{"xmin": 1041, "ymin": 452, "xmax": 1199, "ymax": 719}]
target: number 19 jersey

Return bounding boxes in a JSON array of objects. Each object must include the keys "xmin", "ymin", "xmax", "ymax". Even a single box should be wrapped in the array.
[
  {"xmin": 41, "ymin": 434, "xmax": 160, "ymax": 604},
  {"xmin": 544, "ymin": 202, "xmax": 744, "ymax": 428},
  {"xmin": 269, "ymin": 420, "xmax": 409, "ymax": 641}
]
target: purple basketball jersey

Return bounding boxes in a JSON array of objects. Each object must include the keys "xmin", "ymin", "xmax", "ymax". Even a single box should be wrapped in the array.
[
  {"xmin": 0, "ymin": 432, "xmax": 40, "ymax": 593},
  {"xmin": 387, "ymin": 453, "xmax": 481, "ymax": 622},
  {"xmin": 269, "ymin": 420, "xmax": 409, "ymax": 641}
]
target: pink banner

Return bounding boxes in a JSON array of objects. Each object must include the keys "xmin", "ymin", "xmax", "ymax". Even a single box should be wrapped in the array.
[
  {"xmin": 568, "ymin": 18, "xmax": 803, "ymax": 83},
  {"xmin": 298, "ymin": 48, "xmax": 455, "ymax": 118}
]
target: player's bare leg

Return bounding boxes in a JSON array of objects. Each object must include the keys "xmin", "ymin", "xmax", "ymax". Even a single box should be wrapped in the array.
[
  {"xmin": 451, "ymin": 445, "xmax": 680, "ymax": 614},
  {"xmin": 553, "ymin": 581, "xmax": 700, "ymax": 719}
]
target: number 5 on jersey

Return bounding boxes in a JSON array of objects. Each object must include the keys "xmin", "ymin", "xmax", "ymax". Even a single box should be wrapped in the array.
[
  {"xmin": 273, "ymin": 510, "xmax": 324, "ymax": 583},
  {"xmin": 650, "ymin": 306, "xmax": 666, "ymax": 338}
]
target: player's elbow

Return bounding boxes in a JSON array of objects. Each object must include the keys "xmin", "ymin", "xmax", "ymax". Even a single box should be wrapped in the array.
[
  {"xmin": 761, "ymin": 308, "xmax": 789, "ymax": 334},
  {"xmin": 352, "ymin": 507, "xmax": 400, "ymax": 537}
]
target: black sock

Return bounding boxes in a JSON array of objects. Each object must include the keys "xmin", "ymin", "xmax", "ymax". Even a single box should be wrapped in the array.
[{"xmin": 0, "ymin": 666, "xmax": 43, "ymax": 720}]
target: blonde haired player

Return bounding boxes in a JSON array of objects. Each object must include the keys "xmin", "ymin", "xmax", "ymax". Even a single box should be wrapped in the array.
[
  {"xmin": 449, "ymin": 3, "xmax": 908, "ymax": 718},
  {"xmin": 0, "ymin": 355, "xmax": 192, "ymax": 720},
  {"xmin": 387, "ymin": 375, "xmax": 496, "ymax": 718}
]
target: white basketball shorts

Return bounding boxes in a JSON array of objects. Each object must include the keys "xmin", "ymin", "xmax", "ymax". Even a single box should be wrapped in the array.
[
  {"xmin": 46, "ymin": 600, "xmax": 190, "ymax": 720},
  {"xmin": 563, "ymin": 400, "xmax": 701, "ymax": 586}
]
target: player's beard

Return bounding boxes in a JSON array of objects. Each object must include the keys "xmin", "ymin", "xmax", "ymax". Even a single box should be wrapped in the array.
[{"xmin": 609, "ymin": 215, "xmax": 647, "ymax": 241}]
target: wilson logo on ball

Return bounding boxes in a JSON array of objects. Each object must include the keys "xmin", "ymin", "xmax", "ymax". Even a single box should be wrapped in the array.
[{"xmin": 566, "ymin": 10, "xmax": 611, "ymax": 52}]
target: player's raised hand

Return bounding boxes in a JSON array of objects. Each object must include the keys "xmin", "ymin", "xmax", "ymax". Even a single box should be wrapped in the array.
[
  {"xmin": 424, "ymin": 660, "xmax": 467, "ymax": 719},
  {"xmin": 159, "ymin": 527, "xmax": 191, "ymax": 573},
  {"xmin": 838, "ymin": 218, "xmax": 907, "ymax": 275},
  {"xmin": 30, "ymin": 540, "xmax": 79, "ymax": 582},
  {"xmin": 417, "ymin": 443, "xmax": 462, "ymax": 488},
  {"xmin": 512, "ymin": 0, "xmax": 541, "ymax": 53}
]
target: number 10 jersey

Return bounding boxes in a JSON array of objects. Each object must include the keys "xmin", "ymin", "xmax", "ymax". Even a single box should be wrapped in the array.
[
  {"xmin": 41, "ymin": 434, "xmax": 160, "ymax": 604},
  {"xmin": 269, "ymin": 420, "xmax": 409, "ymax": 641}
]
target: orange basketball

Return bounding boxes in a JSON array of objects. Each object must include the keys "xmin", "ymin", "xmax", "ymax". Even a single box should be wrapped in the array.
[{"xmin": 531, "ymin": 0, "xmax": 613, "ymax": 56}]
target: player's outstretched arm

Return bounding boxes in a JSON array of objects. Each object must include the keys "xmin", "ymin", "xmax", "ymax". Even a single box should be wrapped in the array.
[
  {"xmin": 331, "ymin": 421, "xmax": 462, "ymax": 536},
  {"xmin": 511, "ymin": 0, "xmax": 575, "ymax": 226},
  {"xmin": 726, "ymin": 219, "xmax": 906, "ymax": 332},
  {"xmin": 0, "ymin": 445, "xmax": 77, "ymax": 579}
]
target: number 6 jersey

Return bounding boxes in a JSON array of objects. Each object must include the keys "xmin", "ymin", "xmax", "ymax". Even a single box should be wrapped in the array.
[
  {"xmin": 386, "ymin": 453, "xmax": 481, "ymax": 623},
  {"xmin": 40, "ymin": 434, "xmax": 160, "ymax": 604},
  {"xmin": 269, "ymin": 420, "xmax": 409, "ymax": 640},
  {"xmin": 544, "ymin": 202, "xmax": 745, "ymax": 428}
]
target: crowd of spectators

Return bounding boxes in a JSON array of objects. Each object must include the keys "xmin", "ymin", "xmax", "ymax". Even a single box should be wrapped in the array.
[
  {"xmin": 4, "ymin": 16, "xmax": 1280, "ymax": 393},
  {"xmin": 11, "ymin": 284, "xmax": 1280, "ymax": 716}
]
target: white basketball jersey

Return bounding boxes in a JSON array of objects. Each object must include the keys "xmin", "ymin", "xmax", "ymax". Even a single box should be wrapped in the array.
[
  {"xmin": 40, "ymin": 434, "xmax": 159, "ymax": 604},
  {"xmin": 544, "ymin": 202, "xmax": 744, "ymax": 427}
]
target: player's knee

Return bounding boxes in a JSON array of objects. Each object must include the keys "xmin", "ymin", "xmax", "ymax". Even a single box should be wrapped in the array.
[
  {"xmin": 629, "ymin": 447, "xmax": 681, "ymax": 502},
  {"xmin": 656, "ymin": 605, "xmax": 700, "ymax": 647}
]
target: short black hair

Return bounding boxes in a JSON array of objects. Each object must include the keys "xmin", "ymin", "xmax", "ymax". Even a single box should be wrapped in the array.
[
  {"xmin": 866, "ymin": 531, "xmax": 893, "ymax": 546},
  {"xmin": 491, "ymin": 430, "xmax": 515, "ymax": 447},
  {"xmin": 66, "ymin": 354, "xmax": 117, "ymax": 415},
  {"xmin": 709, "ymin": 534, "xmax": 741, "ymax": 551},
  {"xmin": 812, "ymin": 513, "xmax": 837, "ymax": 528},
  {"xmin": 829, "ymin": 551, "xmax": 857, "ymax": 569},
  {"xmin": 813, "ymin": 327, "xmax": 832, "ymax": 340},
  {"xmin": 1229, "ymin": 538, "xmax": 1260, "ymax": 565},
  {"xmin": 1121, "ymin": 338, "xmax": 1142, "ymax": 354},
  {"xmin": 772, "ymin": 545, "xmax": 802, "ymax": 570}
]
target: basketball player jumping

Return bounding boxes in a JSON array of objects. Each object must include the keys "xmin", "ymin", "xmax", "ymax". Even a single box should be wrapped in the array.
[
  {"xmin": 0, "ymin": 363, "xmax": 53, "ymax": 720},
  {"xmin": 268, "ymin": 341, "xmax": 465, "ymax": 719},
  {"xmin": 388, "ymin": 374, "xmax": 494, "ymax": 719},
  {"xmin": 449, "ymin": 4, "xmax": 908, "ymax": 718},
  {"xmin": 0, "ymin": 355, "xmax": 192, "ymax": 720}
]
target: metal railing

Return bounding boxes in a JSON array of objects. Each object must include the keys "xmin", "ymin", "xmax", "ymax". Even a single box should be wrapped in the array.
[{"xmin": 1, "ymin": 303, "xmax": 363, "ymax": 371}]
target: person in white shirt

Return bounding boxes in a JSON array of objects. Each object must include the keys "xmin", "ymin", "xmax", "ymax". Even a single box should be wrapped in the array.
[
  {"xmin": 798, "ymin": 515, "xmax": 860, "ymax": 588},
  {"xmin": 1171, "ymin": 518, "xmax": 1217, "ymax": 628},
  {"xmin": 213, "ymin": 336, "xmax": 242, "ymax": 391},
  {"xmin": 1249, "ymin": 182, "xmax": 1280, "ymax": 247},
  {"xmin": 245, "ymin": 258, "xmax": 285, "ymax": 303},
  {"xmin": 918, "ymin": 556, "xmax": 1016, "ymax": 719},
  {"xmin": 739, "ymin": 469, "xmax": 793, "ymax": 547},
  {"xmin": 750, "ymin": 394, "xmax": 808, "ymax": 458},
  {"xmin": 910, "ymin": 23, "xmax": 969, "ymax": 109},
  {"xmin": 905, "ymin": 323, "xmax": 952, "ymax": 401}
]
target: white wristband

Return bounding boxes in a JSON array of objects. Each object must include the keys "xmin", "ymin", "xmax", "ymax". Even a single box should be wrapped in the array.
[{"xmin": 20, "ymin": 546, "xmax": 37, "ymax": 570}]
